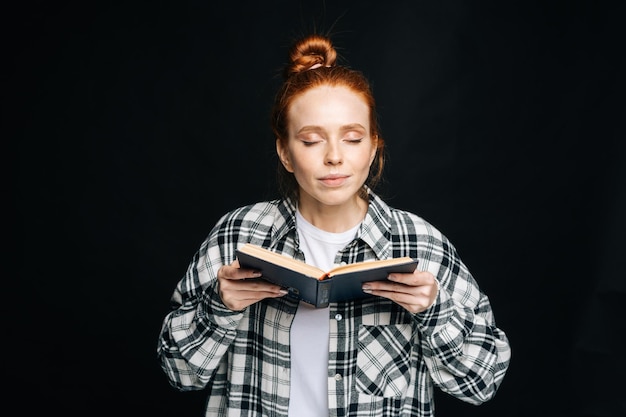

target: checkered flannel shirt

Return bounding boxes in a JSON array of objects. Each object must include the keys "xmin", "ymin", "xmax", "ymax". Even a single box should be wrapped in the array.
[{"xmin": 157, "ymin": 190, "xmax": 511, "ymax": 416}]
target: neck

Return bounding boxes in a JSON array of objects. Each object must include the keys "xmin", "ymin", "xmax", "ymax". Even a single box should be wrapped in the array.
[{"xmin": 297, "ymin": 195, "xmax": 368, "ymax": 233}]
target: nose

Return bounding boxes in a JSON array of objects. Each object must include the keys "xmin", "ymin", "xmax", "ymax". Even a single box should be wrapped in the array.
[{"xmin": 325, "ymin": 141, "xmax": 343, "ymax": 165}]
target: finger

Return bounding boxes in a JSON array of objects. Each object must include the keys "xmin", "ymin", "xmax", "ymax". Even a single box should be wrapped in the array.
[
  {"xmin": 220, "ymin": 277, "xmax": 287, "ymax": 298},
  {"xmin": 388, "ymin": 270, "xmax": 432, "ymax": 286},
  {"xmin": 363, "ymin": 280, "xmax": 416, "ymax": 295},
  {"xmin": 220, "ymin": 265, "xmax": 262, "ymax": 281},
  {"xmin": 221, "ymin": 286, "xmax": 287, "ymax": 311},
  {"xmin": 368, "ymin": 289, "xmax": 431, "ymax": 314}
]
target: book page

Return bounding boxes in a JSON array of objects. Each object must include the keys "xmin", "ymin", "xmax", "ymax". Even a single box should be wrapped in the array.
[
  {"xmin": 237, "ymin": 244, "xmax": 326, "ymax": 278},
  {"xmin": 327, "ymin": 257, "xmax": 415, "ymax": 276},
  {"xmin": 238, "ymin": 244, "xmax": 414, "ymax": 280}
]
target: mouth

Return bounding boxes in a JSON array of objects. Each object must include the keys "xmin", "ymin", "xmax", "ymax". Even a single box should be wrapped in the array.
[{"xmin": 319, "ymin": 174, "xmax": 349, "ymax": 187}]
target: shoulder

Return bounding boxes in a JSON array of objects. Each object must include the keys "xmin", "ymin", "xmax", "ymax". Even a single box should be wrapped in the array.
[
  {"xmin": 389, "ymin": 207, "xmax": 446, "ymax": 241},
  {"xmin": 388, "ymin": 207, "xmax": 434, "ymax": 230},
  {"xmin": 369, "ymin": 191, "xmax": 439, "ymax": 235},
  {"xmin": 370, "ymin": 192, "xmax": 448, "ymax": 246},
  {"xmin": 210, "ymin": 199, "xmax": 296, "ymax": 242},
  {"xmin": 216, "ymin": 200, "xmax": 283, "ymax": 227}
]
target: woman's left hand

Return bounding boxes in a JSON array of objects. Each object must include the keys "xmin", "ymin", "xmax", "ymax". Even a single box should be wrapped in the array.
[{"xmin": 362, "ymin": 270, "xmax": 439, "ymax": 314}]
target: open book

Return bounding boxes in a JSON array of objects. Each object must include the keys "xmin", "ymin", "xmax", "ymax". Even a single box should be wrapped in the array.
[{"xmin": 235, "ymin": 243, "xmax": 418, "ymax": 308}]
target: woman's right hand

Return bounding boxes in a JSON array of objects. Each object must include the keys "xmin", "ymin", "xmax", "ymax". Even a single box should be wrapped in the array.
[{"xmin": 217, "ymin": 260, "xmax": 287, "ymax": 311}]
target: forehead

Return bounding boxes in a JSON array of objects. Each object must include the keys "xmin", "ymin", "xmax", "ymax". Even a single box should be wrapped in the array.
[{"xmin": 288, "ymin": 85, "xmax": 370, "ymax": 129}]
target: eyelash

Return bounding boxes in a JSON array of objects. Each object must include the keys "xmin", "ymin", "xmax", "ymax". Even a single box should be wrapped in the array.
[{"xmin": 301, "ymin": 138, "xmax": 363, "ymax": 146}]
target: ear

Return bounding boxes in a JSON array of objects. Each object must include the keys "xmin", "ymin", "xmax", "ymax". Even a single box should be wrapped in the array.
[{"xmin": 276, "ymin": 138, "xmax": 294, "ymax": 173}]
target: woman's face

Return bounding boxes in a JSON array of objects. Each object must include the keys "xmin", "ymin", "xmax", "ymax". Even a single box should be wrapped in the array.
[{"xmin": 277, "ymin": 85, "xmax": 377, "ymax": 210}]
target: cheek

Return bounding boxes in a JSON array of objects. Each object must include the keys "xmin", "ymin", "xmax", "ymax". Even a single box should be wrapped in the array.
[
  {"xmin": 356, "ymin": 149, "xmax": 377, "ymax": 169},
  {"xmin": 288, "ymin": 151, "xmax": 317, "ymax": 171},
  {"xmin": 288, "ymin": 159, "xmax": 309, "ymax": 177}
]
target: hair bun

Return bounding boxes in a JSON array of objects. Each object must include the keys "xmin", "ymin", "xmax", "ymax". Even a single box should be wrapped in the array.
[{"xmin": 284, "ymin": 34, "xmax": 337, "ymax": 77}]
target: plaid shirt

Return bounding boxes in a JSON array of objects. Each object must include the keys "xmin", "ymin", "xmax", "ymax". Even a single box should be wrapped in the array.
[{"xmin": 157, "ymin": 191, "xmax": 511, "ymax": 416}]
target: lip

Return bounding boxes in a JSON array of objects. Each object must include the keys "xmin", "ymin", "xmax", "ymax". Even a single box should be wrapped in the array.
[{"xmin": 319, "ymin": 174, "xmax": 349, "ymax": 187}]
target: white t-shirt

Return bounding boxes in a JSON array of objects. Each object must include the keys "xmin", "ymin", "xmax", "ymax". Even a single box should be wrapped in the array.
[{"xmin": 287, "ymin": 210, "xmax": 360, "ymax": 417}]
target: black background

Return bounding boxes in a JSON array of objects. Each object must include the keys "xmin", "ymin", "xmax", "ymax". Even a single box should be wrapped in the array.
[{"xmin": 8, "ymin": 1, "xmax": 625, "ymax": 416}]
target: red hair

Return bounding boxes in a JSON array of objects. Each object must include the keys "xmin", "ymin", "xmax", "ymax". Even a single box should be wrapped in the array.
[{"xmin": 270, "ymin": 34, "xmax": 386, "ymax": 201}]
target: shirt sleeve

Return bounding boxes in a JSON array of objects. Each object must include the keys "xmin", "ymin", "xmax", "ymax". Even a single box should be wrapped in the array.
[
  {"xmin": 413, "ymin": 234, "xmax": 512, "ymax": 405},
  {"xmin": 156, "ymin": 220, "xmax": 243, "ymax": 391}
]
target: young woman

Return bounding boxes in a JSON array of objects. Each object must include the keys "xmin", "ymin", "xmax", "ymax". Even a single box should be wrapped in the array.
[{"xmin": 157, "ymin": 33, "xmax": 511, "ymax": 417}]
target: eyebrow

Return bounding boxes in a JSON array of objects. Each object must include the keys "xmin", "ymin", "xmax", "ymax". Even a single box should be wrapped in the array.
[{"xmin": 296, "ymin": 123, "xmax": 367, "ymax": 134}]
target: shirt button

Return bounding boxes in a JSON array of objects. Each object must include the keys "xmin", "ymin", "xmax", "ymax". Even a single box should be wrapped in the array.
[
  {"xmin": 335, "ymin": 313, "xmax": 342, "ymax": 321},
  {"xmin": 334, "ymin": 373, "xmax": 342, "ymax": 381}
]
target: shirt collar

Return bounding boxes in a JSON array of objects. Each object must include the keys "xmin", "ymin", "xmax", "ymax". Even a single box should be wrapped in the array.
[
  {"xmin": 270, "ymin": 188, "xmax": 393, "ymax": 260},
  {"xmin": 271, "ymin": 197, "xmax": 298, "ymax": 246},
  {"xmin": 358, "ymin": 189, "xmax": 393, "ymax": 260}
]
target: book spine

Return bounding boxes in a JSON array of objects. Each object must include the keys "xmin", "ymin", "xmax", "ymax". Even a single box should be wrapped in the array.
[{"xmin": 316, "ymin": 280, "xmax": 332, "ymax": 308}]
